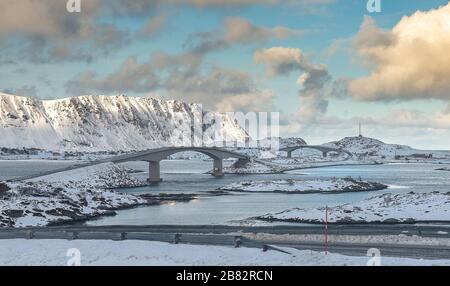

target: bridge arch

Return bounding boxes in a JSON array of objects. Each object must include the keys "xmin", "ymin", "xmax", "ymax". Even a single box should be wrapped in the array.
[
  {"xmin": 280, "ymin": 145, "xmax": 352, "ymax": 159},
  {"xmin": 110, "ymin": 147, "xmax": 249, "ymax": 183}
]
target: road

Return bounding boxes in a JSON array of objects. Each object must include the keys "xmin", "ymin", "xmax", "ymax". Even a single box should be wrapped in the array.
[{"xmin": 1, "ymin": 224, "xmax": 449, "ymax": 260}]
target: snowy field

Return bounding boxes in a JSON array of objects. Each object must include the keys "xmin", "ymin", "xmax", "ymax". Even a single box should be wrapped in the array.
[
  {"xmin": 218, "ymin": 178, "xmax": 387, "ymax": 194},
  {"xmin": 0, "ymin": 239, "xmax": 448, "ymax": 266},
  {"xmin": 258, "ymin": 192, "xmax": 450, "ymax": 224}
]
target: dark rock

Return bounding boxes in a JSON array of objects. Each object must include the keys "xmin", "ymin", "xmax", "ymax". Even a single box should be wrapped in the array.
[
  {"xmin": 5, "ymin": 209, "xmax": 24, "ymax": 218},
  {"xmin": 0, "ymin": 182, "xmax": 11, "ymax": 197}
]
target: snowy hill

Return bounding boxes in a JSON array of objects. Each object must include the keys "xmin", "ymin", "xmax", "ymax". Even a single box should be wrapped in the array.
[
  {"xmin": 0, "ymin": 93, "xmax": 248, "ymax": 152},
  {"xmin": 280, "ymin": 137, "xmax": 307, "ymax": 148},
  {"xmin": 323, "ymin": 136, "xmax": 449, "ymax": 160}
]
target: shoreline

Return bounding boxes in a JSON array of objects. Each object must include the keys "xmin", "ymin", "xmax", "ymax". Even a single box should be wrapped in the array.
[
  {"xmin": 255, "ymin": 217, "xmax": 450, "ymax": 225},
  {"xmin": 220, "ymin": 185, "xmax": 388, "ymax": 195}
]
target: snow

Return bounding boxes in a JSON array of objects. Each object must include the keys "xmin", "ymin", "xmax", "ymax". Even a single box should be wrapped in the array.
[
  {"xmin": 324, "ymin": 136, "xmax": 450, "ymax": 163},
  {"xmin": 0, "ymin": 239, "xmax": 448, "ymax": 266},
  {"xmin": 0, "ymin": 163, "xmax": 146, "ymax": 227},
  {"xmin": 224, "ymin": 157, "xmax": 373, "ymax": 174},
  {"xmin": 258, "ymin": 192, "xmax": 450, "ymax": 224},
  {"xmin": 240, "ymin": 232, "xmax": 450, "ymax": 248},
  {"xmin": 219, "ymin": 178, "xmax": 387, "ymax": 194},
  {"xmin": 436, "ymin": 167, "xmax": 450, "ymax": 171},
  {"xmin": 225, "ymin": 136, "xmax": 450, "ymax": 174},
  {"xmin": 0, "ymin": 93, "xmax": 248, "ymax": 152}
]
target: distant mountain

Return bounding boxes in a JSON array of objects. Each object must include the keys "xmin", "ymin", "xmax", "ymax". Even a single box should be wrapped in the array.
[
  {"xmin": 0, "ymin": 93, "xmax": 248, "ymax": 152},
  {"xmin": 323, "ymin": 136, "xmax": 420, "ymax": 159}
]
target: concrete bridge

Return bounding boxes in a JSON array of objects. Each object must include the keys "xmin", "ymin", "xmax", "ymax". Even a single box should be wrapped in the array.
[
  {"xmin": 10, "ymin": 147, "xmax": 249, "ymax": 183},
  {"xmin": 280, "ymin": 145, "xmax": 353, "ymax": 159},
  {"xmin": 109, "ymin": 147, "xmax": 249, "ymax": 183}
]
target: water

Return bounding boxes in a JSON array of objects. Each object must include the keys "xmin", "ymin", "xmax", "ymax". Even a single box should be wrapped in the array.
[
  {"xmin": 0, "ymin": 160, "xmax": 79, "ymax": 180},
  {"xmin": 90, "ymin": 161, "xmax": 450, "ymax": 226},
  {"xmin": 1, "ymin": 160, "xmax": 449, "ymax": 226}
]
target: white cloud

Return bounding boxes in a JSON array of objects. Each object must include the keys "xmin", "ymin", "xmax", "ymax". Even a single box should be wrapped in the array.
[
  {"xmin": 349, "ymin": 3, "xmax": 450, "ymax": 101},
  {"xmin": 214, "ymin": 90, "xmax": 275, "ymax": 112},
  {"xmin": 254, "ymin": 46, "xmax": 331, "ymax": 127},
  {"xmin": 184, "ymin": 18, "xmax": 303, "ymax": 55},
  {"xmin": 65, "ymin": 57, "xmax": 159, "ymax": 95},
  {"xmin": 254, "ymin": 47, "xmax": 303, "ymax": 76}
]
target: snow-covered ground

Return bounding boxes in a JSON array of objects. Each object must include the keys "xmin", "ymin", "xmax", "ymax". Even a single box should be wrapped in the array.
[
  {"xmin": 224, "ymin": 136, "xmax": 450, "ymax": 174},
  {"xmin": 218, "ymin": 178, "xmax": 387, "ymax": 194},
  {"xmin": 0, "ymin": 163, "xmax": 147, "ymax": 227},
  {"xmin": 325, "ymin": 136, "xmax": 450, "ymax": 163},
  {"xmin": 224, "ymin": 157, "xmax": 374, "ymax": 174},
  {"xmin": 0, "ymin": 239, "xmax": 448, "ymax": 266},
  {"xmin": 258, "ymin": 192, "xmax": 450, "ymax": 224},
  {"xmin": 436, "ymin": 167, "xmax": 450, "ymax": 171}
]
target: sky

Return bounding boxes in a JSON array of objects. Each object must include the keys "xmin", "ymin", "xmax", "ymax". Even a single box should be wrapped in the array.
[{"xmin": 0, "ymin": 0, "xmax": 450, "ymax": 149}]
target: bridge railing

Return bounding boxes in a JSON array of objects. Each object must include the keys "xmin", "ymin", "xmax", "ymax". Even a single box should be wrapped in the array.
[{"xmin": 0, "ymin": 228, "xmax": 268, "ymax": 249}]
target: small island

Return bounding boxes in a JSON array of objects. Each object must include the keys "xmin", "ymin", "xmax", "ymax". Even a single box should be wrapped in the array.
[
  {"xmin": 257, "ymin": 191, "xmax": 450, "ymax": 224},
  {"xmin": 218, "ymin": 177, "xmax": 388, "ymax": 194}
]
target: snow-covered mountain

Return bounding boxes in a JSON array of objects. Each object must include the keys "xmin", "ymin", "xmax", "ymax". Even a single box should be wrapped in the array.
[
  {"xmin": 323, "ymin": 136, "xmax": 438, "ymax": 160},
  {"xmin": 0, "ymin": 93, "xmax": 249, "ymax": 152}
]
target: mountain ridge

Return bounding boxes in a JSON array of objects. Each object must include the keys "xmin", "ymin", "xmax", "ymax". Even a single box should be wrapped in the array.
[{"xmin": 0, "ymin": 93, "xmax": 249, "ymax": 152}]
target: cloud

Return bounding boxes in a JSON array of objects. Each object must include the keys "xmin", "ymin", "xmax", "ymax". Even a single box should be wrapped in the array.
[
  {"xmin": 254, "ymin": 47, "xmax": 303, "ymax": 76},
  {"xmin": 381, "ymin": 107, "xmax": 450, "ymax": 130},
  {"xmin": 163, "ymin": 65, "xmax": 274, "ymax": 112},
  {"xmin": 111, "ymin": 0, "xmax": 335, "ymax": 9},
  {"xmin": 348, "ymin": 3, "xmax": 450, "ymax": 101},
  {"xmin": 65, "ymin": 53, "xmax": 273, "ymax": 112},
  {"xmin": 139, "ymin": 14, "xmax": 169, "ymax": 37},
  {"xmin": 184, "ymin": 17, "xmax": 303, "ymax": 55},
  {"xmin": 65, "ymin": 57, "xmax": 159, "ymax": 95},
  {"xmin": 213, "ymin": 90, "xmax": 275, "ymax": 112},
  {"xmin": 0, "ymin": 0, "xmax": 100, "ymax": 38},
  {"xmin": 254, "ymin": 47, "xmax": 331, "ymax": 92},
  {"xmin": 254, "ymin": 47, "xmax": 331, "ymax": 125},
  {"xmin": 0, "ymin": 0, "xmax": 128, "ymax": 63},
  {"xmin": 109, "ymin": 0, "xmax": 281, "ymax": 11}
]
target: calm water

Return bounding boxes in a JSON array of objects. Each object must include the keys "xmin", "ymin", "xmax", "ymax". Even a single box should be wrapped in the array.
[
  {"xmin": 0, "ymin": 160, "xmax": 79, "ymax": 180},
  {"xmin": 91, "ymin": 161, "xmax": 450, "ymax": 225},
  {"xmin": 1, "ymin": 160, "xmax": 449, "ymax": 225}
]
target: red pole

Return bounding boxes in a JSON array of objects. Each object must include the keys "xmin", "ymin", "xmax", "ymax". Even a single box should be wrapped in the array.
[{"xmin": 325, "ymin": 205, "xmax": 328, "ymax": 255}]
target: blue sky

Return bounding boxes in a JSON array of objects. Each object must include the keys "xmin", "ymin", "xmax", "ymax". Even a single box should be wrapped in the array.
[{"xmin": 1, "ymin": 0, "xmax": 450, "ymax": 149}]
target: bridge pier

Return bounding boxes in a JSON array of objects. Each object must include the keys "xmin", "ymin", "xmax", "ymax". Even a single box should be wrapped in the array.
[
  {"xmin": 287, "ymin": 151, "xmax": 292, "ymax": 158},
  {"xmin": 148, "ymin": 161, "xmax": 162, "ymax": 184},
  {"xmin": 212, "ymin": 158, "xmax": 224, "ymax": 177},
  {"xmin": 323, "ymin": 152, "xmax": 328, "ymax": 158},
  {"xmin": 233, "ymin": 158, "xmax": 250, "ymax": 168}
]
